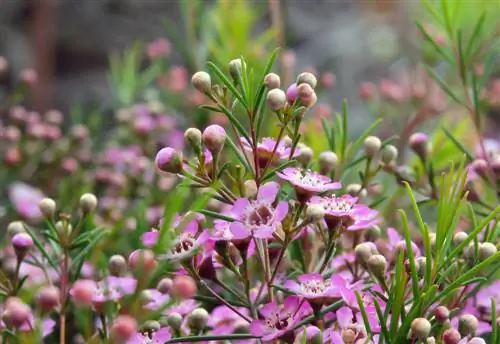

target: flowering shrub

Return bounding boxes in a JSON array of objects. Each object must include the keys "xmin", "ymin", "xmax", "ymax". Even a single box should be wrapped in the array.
[{"xmin": 0, "ymin": 1, "xmax": 499, "ymax": 344}]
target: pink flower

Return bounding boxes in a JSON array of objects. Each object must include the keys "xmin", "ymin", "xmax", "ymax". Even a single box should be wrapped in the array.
[
  {"xmin": 8, "ymin": 182, "xmax": 45, "ymax": 219},
  {"xmin": 142, "ymin": 289, "xmax": 171, "ymax": 311},
  {"xmin": 277, "ymin": 168, "xmax": 341, "ymax": 201},
  {"xmin": 323, "ymin": 306, "xmax": 380, "ymax": 344},
  {"xmin": 208, "ymin": 305, "xmax": 251, "ymax": 334},
  {"xmin": 229, "ymin": 182, "xmax": 289, "ymax": 240},
  {"xmin": 284, "ymin": 273, "xmax": 343, "ymax": 306},
  {"xmin": 241, "ymin": 137, "xmax": 299, "ymax": 168},
  {"xmin": 250, "ymin": 296, "xmax": 311, "ymax": 341},
  {"xmin": 128, "ymin": 327, "xmax": 171, "ymax": 343},
  {"xmin": 141, "ymin": 229, "xmax": 159, "ymax": 247},
  {"xmin": 157, "ymin": 230, "xmax": 209, "ymax": 261}
]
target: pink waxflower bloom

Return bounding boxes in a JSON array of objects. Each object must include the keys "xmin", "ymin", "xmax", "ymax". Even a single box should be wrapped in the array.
[
  {"xmin": 91, "ymin": 276, "xmax": 137, "ymax": 310},
  {"xmin": 208, "ymin": 305, "xmax": 251, "ymax": 334},
  {"xmin": 323, "ymin": 307, "xmax": 376, "ymax": 344},
  {"xmin": 286, "ymin": 83, "xmax": 298, "ymax": 103},
  {"xmin": 385, "ymin": 228, "xmax": 421, "ymax": 257},
  {"xmin": 250, "ymin": 296, "xmax": 311, "ymax": 341},
  {"xmin": 241, "ymin": 137, "xmax": 299, "ymax": 168},
  {"xmin": 309, "ymin": 195, "xmax": 378, "ymax": 230},
  {"xmin": 141, "ymin": 229, "xmax": 159, "ymax": 247},
  {"xmin": 211, "ymin": 219, "xmax": 236, "ymax": 241},
  {"xmin": 142, "ymin": 289, "xmax": 171, "ymax": 311},
  {"xmin": 8, "ymin": 182, "xmax": 45, "ymax": 219},
  {"xmin": 229, "ymin": 182, "xmax": 289, "ymax": 240},
  {"xmin": 284, "ymin": 273, "xmax": 343, "ymax": 306},
  {"xmin": 277, "ymin": 168, "xmax": 341, "ymax": 201},
  {"xmin": 127, "ymin": 327, "xmax": 171, "ymax": 344},
  {"xmin": 157, "ymin": 230, "xmax": 209, "ymax": 261}
]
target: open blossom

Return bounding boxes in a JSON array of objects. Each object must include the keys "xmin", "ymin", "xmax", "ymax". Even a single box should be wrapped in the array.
[
  {"xmin": 92, "ymin": 277, "xmax": 137, "ymax": 307},
  {"xmin": 309, "ymin": 195, "xmax": 378, "ymax": 230},
  {"xmin": 8, "ymin": 182, "xmax": 45, "ymax": 219},
  {"xmin": 157, "ymin": 230, "xmax": 209, "ymax": 261},
  {"xmin": 241, "ymin": 137, "xmax": 299, "ymax": 168},
  {"xmin": 229, "ymin": 182, "xmax": 288, "ymax": 240},
  {"xmin": 127, "ymin": 327, "xmax": 171, "ymax": 344},
  {"xmin": 142, "ymin": 289, "xmax": 171, "ymax": 311},
  {"xmin": 284, "ymin": 273, "xmax": 342, "ymax": 305},
  {"xmin": 277, "ymin": 168, "xmax": 341, "ymax": 201},
  {"xmin": 208, "ymin": 305, "xmax": 251, "ymax": 335},
  {"xmin": 323, "ymin": 306, "xmax": 380, "ymax": 344},
  {"xmin": 250, "ymin": 296, "xmax": 311, "ymax": 342}
]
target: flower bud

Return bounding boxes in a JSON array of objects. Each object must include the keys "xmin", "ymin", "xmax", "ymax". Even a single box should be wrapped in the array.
[
  {"xmin": 297, "ymin": 72, "xmax": 318, "ymax": 89},
  {"xmin": 55, "ymin": 221, "xmax": 72, "ymax": 237},
  {"xmin": 427, "ymin": 337, "xmax": 436, "ymax": 344},
  {"xmin": 110, "ymin": 315, "xmax": 138, "ymax": 343},
  {"xmin": 459, "ymin": 314, "xmax": 478, "ymax": 337},
  {"xmin": 301, "ymin": 90, "xmax": 317, "ymax": 107},
  {"xmin": 365, "ymin": 226, "xmax": 381, "ymax": 242},
  {"xmin": 453, "ymin": 232, "xmax": 468, "ymax": 247},
  {"xmin": 155, "ymin": 147, "xmax": 183, "ymax": 174},
  {"xmin": 229, "ymin": 59, "xmax": 243, "ymax": 81},
  {"xmin": 187, "ymin": 308, "xmax": 209, "ymax": 332},
  {"xmin": 79, "ymin": 193, "xmax": 97, "ymax": 214},
  {"xmin": 2, "ymin": 298, "xmax": 31, "ymax": 328},
  {"xmin": 172, "ymin": 275, "xmax": 197, "ymax": 299},
  {"xmin": 341, "ymin": 328, "xmax": 356, "ymax": 344},
  {"xmin": 243, "ymin": 180, "xmax": 258, "ymax": 198},
  {"xmin": 139, "ymin": 290, "xmax": 154, "ymax": 305},
  {"xmin": 467, "ymin": 338, "xmax": 486, "ymax": 344},
  {"xmin": 355, "ymin": 242, "xmax": 378, "ymax": 264},
  {"xmin": 381, "ymin": 145, "xmax": 398, "ymax": 165},
  {"xmin": 7, "ymin": 221, "xmax": 25, "ymax": 238},
  {"xmin": 297, "ymin": 83, "xmax": 314, "ymax": 100},
  {"xmin": 297, "ymin": 146, "xmax": 313, "ymax": 167},
  {"xmin": 411, "ymin": 318, "xmax": 431, "ymax": 339},
  {"xmin": 191, "ymin": 72, "xmax": 212, "ymax": 94},
  {"xmin": 108, "ymin": 255, "xmax": 127, "ymax": 276},
  {"xmin": 471, "ymin": 159, "xmax": 488, "ymax": 178},
  {"xmin": 346, "ymin": 183, "xmax": 367, "ymax": 198},
  {"xmin": 367, "ymin": 254, "xmax": 387, "ymax": 277},
  {"xmin": 410, "ymin": 132, "xmax": 430, "ymax": 160},
  {"xmin": 416, "ymin": 256, "xmax": 427, "ymax": 276},
  {"xmin": 364, "ymin": 136, "xmax": 382, "ymax": 158},
  {"xmin": 295, "ymin": 325, "xmax": 322, "ymax": 344},
  {"xmin": 128, "ymin": 249, "xmax": 157, "ymax": 273},
  {"xmin": 306, "ymin": 204, "xmax": 325, "ymax": 222},
  {"xmin": 442, "ymin": 328, "xmax": 461, "ymax": 344},
  {"xmin": 319, "ymin": 151, "xmax": 338, "ymax": 174},
  {"xmin": 70, "ymin": 280, "xmax": 96, "ymax": 306},
  {"xmin": 202, "ymin": 125, "xmax": 226, "ymax": 153},
  {"xmin": 167, "ymin": 312, "xmax": 183, "ymax": 330},
  {"xmin": 434, "ymin": 306, "xmax": 450, "ymax": 323},
  {"xmin": 157, "ymin": 277, "xmax": 173, "ymax": 294},
  {"xmin": 11, "ymin": 233, "xmax": 33, "ymax": 257},
  {"xmin": 38, "ymin": 198, "xmax": 56, "ymax": 218},
  {"xmin": 184, "ymin": 128, "xmax": 202, "ymax": 150},
  {"xmin": 267, "ymin": 89, "xmax": 287, "ymax": 111},
  {"xmin": 478, "ymin": 242, "xmax": 497, "ymax": 261},
  {"xmin": 264, "ymin": 73, "xmax": 281, "ymax": 89},
  {"xmin": 286, "ymin": 83, "xmax": 298, "ymax": 103},
  {"xmin": 141, "ymin": 320, "xmax": 161, "ymax": 332},
  {"xmin": 37, "ymin": 286, "xmax": 60, "ymax": 312}
]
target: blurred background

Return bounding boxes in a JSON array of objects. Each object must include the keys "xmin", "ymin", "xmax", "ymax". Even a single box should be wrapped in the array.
[{"xmin": 0, "ymin": 0, "xmax": 416, "ymax": 131}]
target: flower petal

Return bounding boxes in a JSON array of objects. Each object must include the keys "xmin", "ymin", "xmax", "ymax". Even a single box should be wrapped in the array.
[{"xmin": 257, "ymin": 182, "xmax": 280, "ymax": 203}]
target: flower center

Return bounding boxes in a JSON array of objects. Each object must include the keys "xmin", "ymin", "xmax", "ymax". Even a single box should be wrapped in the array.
[
  {"xmin": 171, "ymin": 236, "xmax": 195, "ymax": 255},
  {"xmin": 290, "ymin": 170, "xmax": 326, "ymax": 187},
  {"xmin": 323, "ymin": 197, "xmax": 355, "ymax": 213},
  {"xmin": 266, "ymin": 312, "xmax": 292, "ymax": 331},
  {"xmin": 301, "ymin": 279, "xmax": 330, "ymax": 295},
  {"xmin": 247, "ymin": 204, "xmax": 273, "ymax": 226}
]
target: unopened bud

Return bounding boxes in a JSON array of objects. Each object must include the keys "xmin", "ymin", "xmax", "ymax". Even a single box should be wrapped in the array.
[
  {"xmin": 411, "ymin": 318, "xmax": 431, "ymax": 339},
  {"xmin": 416, "ymin": 257, "xmax": 427, "ymax": 276},
  {"xmin": 37, "ymin": 286, "xmax": 60, "ymax": 312},
  {"xmin": 11, "ymin": 233, "xmax": 33, "ymax": 257},
  {"xmin": 7, "ymin": 221, "xmax": 25, "ymax": 238},
  {"xmin": 244, "ymin": 180, "xmax": 258, "ymax": 198},
  {"xmin": 427, "ymin": 337, "xmax": 436, "ymax": 344},
  {"xmin": 341, "ymin": 328, "xmax": 356, "ymax": 344},
  {"xmin": 478, "ymin": 242, "xmax": 497, "ymax": 261},
  {"xmin": 459, "ymin": 314, "xmax": 478, "ymax": 337},
  {"xmin": 297, "ymin": 146, "xmax": 313, "ymax": 166},
  {"xmin": 110, "ymin": 315, "xmax": 138, "ymax": 343},
  {"xmin": 155, "ymin": 147, "xmax": 183, "ymax": 174},
  {"xmin": 319, "ymin": 151, "xmax": 338, "ymax": 174},
  {"xmin": 367, "ymin": 254, "xmax": 387, "ymax": 277},
  {"xmin": 306, "ymin": 204, "xmax": 325, "ymax": 222},
  {"xmin": 453, "ymin": 232, "xmax": 468, "ymax": 247},
  {"xmin": 365, "ymin": 226, "xmax": 381, "ymax": 242},
  {"xmin": 471, "ymin": 159, "xmax": 488, "ymax": 178},
  {"xmin": 191, "ymin": 72, "xmax": 211, "ymax": 94},
  {"xmin": 355, "ymin": 242, "xmax": 378, "ymax": 264},
  {"xmin": 301, "ymin": 91, "xmax": 317, "ymax": 107},
  {"xmin": 141, "ymin": 320, "xmax": 161, "ymax": 332},
  {"xmin": 381, "ymin": 145, "xmax": 398, "ymax": 165},
  {"xmin": 434, "ymin": 306, "xmax": 450, "ymax": 323},
  {"xmin": 442, "ymin": 328, "xmax": 461, "ymax": 344},
  {"xmin": 55, "ymin": 221, "xmax": 72, "ymax": 237},
  {"xmin": 202, "ymin": 125, "xmax": 226, "ymax": 153},
  {"xmin": 297, "ymin": 83, "xmax": 314, "ymax": 100},
  {"xmin": 364, "ymin": 136, "xmax": 382, "ymax": 158},
  {"xmin": 187, "ymin": 308, "xmax": 209, "ymax": 331},
  {"xmin": 297, "ymin": 72, "xmax": 318, "ymax": 89},
  {"xmin": 157, "ymin": 278, "xmax": 173, "ymax": 294},
  {"xmin": 2, "ymin": 298, "xmax": 31, "ymax": 329},
  {"xmin": 128, "ymin": 249, "xmax": 157, "ymax": 273},
  {"xmin": 264, "ymin": 73, "xmax": 281, "ymax": 89},
  {"xmin": 139, "ymin": 290, "xmax": 154, "ymax": 305},
  {"xmin": 267, "ymin": 89, "xmax": 287, "ymax": 111},
  {"xmin": 229, "ymin": 59, "xmax": 243, "ymax": 81},
  {"xmin": 79, "ymin": 193, "xmax": 97, "ymax": 214},
  {"xmin": 286, "ymin": 83, "xmax": 298, "ymax": 103},
  {"xmin": 184, "ymin": 128, "xmax": 202, "ymax": 150},
  {"xmin": 346, "ymin": 184, "xmax": 367, "ymax": 198},
  {"xmin": 38, "ymin": 198, "xmax": 56, "ymax": 218},
  {"xmin": 167, "ymin": 312, "xmax": 183, "ymax": 330},
  {"xmin": 409, "ymin": 132, "xmax": 430, "ymax": 160},
  {"xmin": 108, "ymin": 255, "xmax": 127, "ymax": 276}
]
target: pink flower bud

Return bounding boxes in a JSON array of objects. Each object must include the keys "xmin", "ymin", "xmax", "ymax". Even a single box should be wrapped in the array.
[
  {"xmin": 5, "ymin": 148, "xmax": 21, "ymax": 166},
  {"xmin": 286, "ymin": 83, "xmax": 299, "ymax": 103},
  {"xmin": 155, "ymin": 147, "xmax": 183, "ymax": 174},
  {"xmin": 128, "ymin": 249, "xmax": 157, "ymax": 273},
  {"xmin": 157, "ymin": 278, "xmax": 173, "ymax": 294},
  {"xmin": 110, "ymin": 315, "xmax": 138, "ymax": 343},
  {"xmin": 2, "ymin": 298, "xmax": 31, "ymax": 328},
  {"xmin": 70, "ymin": 280, "xmax": 96, "ymax": 306},
  {"xmin": 20, "ymin": 68, "xmax": 37, "ymax": 85},
  {"xmin": 11, "ymin": 233, "xmax": 33, "ymax": 257},
  {"xmin": 202, "ymin": 125, "xmax": 226, "ymax": 153},
  {"xmin": 442, "ymin": 328, "xmax": 461, "ymax": 344},
  {"xmin": 172, "ymin": 275, "xmax": 197, "ymax": 299},
  {"xmin": 409, "ymin": 132, "xmax": 430, "ymax": 160},
  {"xmin": 37, "ymin": 286, "xmax": 60, "ymax": 312}
]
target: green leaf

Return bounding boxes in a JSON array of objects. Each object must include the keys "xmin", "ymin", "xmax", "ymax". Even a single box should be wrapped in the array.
[
  {"xmin": 345, "ymin": 118, "xmax": 383, "ymax": 163},
  {"xmin": 340, "ymin": 99, "xmax": 349, "ymax": 160},
  {"xmin": 492, "ymin": 298, "xmax": 498, "ymax": 344},
  {"xmin": 465, "ymin": 11, "xmax": 487, "ymax": 59},
  {"xmin": 442, "ymin": 127, "xmax": 474, "ymax": 161},
  {"xmin": 166, "ymin": 334, "xmax": 259, "ymax": 343},
  {"xmin": 399, "ymin": 210, "xmax": 421, "ymax": 303},
  {"xmin": 23, "ymin": 225, "xmax": 58, "ymax": 271},
  {"xmin": 226, "ymin": 134, "xmax": 253, "ymax": 174},
  {"xmin": 261, "ymin": 160, "xmax": 297, "ymax": 182},
  {"xmin": 425, "ymin": 66, "xmax": 467, "ymax": 107},
  {"xmin": 214, "ymin": 102, "xmax": 252, "ymax": 145},
  {"xmin": 389, "ymin": 252, "xmax": 407, "ymax": 335},
  {"xmin": 253, "ymin": 48, "xmax": 280, "ymax": 119},
  {"xmin": 415, "ymin": 22, "xmax": 454, "ymax": 64},
  {"xmin": 207, "ymin": 61, "xmax": 248, "ymax": 109},
  {"xmin": 355, "ymin": 291, "xmax": 373, "ymax": 336},
  {"xmin": 198, "ymin": 209, "xmax": 236, "ymax": 222}
]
